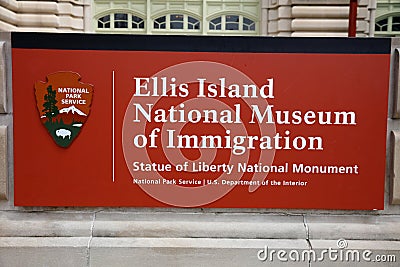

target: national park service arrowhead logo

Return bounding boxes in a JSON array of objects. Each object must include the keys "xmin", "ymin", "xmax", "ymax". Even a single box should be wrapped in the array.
[{"xmin": 34, "ymin": 72, "xmax": 94, "ymax": 148}]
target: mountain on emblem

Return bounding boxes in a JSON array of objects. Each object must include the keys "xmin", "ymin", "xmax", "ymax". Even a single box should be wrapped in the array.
[
  {"xmin": 34, "ymin": 72, "xmax": 94, "ymax": 148},
  {"xmin": 59, "ymin": 105, "xmax": 87, "ymax": 116}
]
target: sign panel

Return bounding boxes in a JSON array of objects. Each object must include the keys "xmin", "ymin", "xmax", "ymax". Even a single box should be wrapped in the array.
[{"xmin": 12, "ymin": 33, "xmax": 391, "ymax": 209}]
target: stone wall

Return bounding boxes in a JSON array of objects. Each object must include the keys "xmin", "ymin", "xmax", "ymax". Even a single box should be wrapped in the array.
[
  {"xmin": 262, "ymin": 0, "xmax": 375, "ymax": 36},
  {"xmin": 0, "ymin": 0, "xmax": 91, "ymax": 32},
  {"xmin": 0, "ymin": 32, "xmax": 10, "ymax": 203}
]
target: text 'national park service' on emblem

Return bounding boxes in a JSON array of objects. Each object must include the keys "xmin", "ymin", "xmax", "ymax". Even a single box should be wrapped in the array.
[{"xmin": 34, "ymin": 72, "xmax": 94, "ymax": 148}]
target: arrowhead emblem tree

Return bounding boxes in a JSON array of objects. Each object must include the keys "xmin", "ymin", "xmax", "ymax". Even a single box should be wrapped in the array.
[{"xmin": 42, "ymin": 85, "xmax": 59, "ymax": 123}]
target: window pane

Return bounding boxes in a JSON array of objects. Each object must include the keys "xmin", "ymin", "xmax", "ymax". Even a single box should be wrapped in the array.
[
  {"xmin": 156, "ymin": 16, "xmax": 166, "ymax": 23},
  {"xmin": 115, "ymin": 22, "xmax": 128, "ymax": 28},
  {"xmin": 132, "ymin": 16, "xmax": 142, "ymax": 23},
  {"xmin": 188, "ymin": 16, "xmax": 200, "ymax": 30},
  {"xmin": 377, "ymin": 18, "xmax": 388, "ymax": 26},
  {"xmin": 188, "ymin": 16, "xmax": 197, "ymax": 24},
  {"xmin": 170, "ymin": 14, "xmax": 184, "ymax": 29},
  {"xmin": 393, "ymin": 23, "xmax": 400, "ymax": 31},
  {"xmin": 99, "ymin": 15, "xmax": 110, "ymax": 23},
  {"xmin": 114, "ymin": 13, "xmax": 128, "ymax": 28},
  {"xmin": 375, "ymin": 18, "xmax": 388, "ymax": 31},
  {"xmin": 243, "ymin": 17, "xmax": 255, "ymax": 31},
  {"xmin": 154, "ymin": 16, "xmax": 166, "ymax": 29},
  {"xmin": 138, "ymin": 21, "xmax": 145, "ymax": 29},
  {"xmin": 209, "ymin": 17, "xmax": 221, "ymax": 30},
  {"xmin": 115, "ymin": 13, "xmax": 128, "ymax": 21},
  {"xmin": 243, "ymin": 17, "xmax": 252, "ymax": 25},
  {"xmin": 98, "ymin": 15, "xmax": 110, "ymax": 29},
  {"xmin": 132, "ymin": 15, "xmax": 144, "ymax": 29},
  {"xmin": 226, "ymin": 15, "xmax": 239, "ymax": 30},
  {"xmin": 393, "ymin": 16, "xmax": 400, "ymax": 31}
]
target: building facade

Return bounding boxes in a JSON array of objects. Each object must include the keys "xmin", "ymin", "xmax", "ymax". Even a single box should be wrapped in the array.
[
  {"xmin": 0, "ymin": 0, "xmax": 382, "ymax": 37},
  {"xmin": 2, "ymin": 1, "xmax": 400, "ymax": 266}
]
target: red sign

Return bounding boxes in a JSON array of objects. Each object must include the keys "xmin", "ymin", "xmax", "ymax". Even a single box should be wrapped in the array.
[{"xmin": 12, "ymin": 33, "xmax": 391, "ymax": 209}]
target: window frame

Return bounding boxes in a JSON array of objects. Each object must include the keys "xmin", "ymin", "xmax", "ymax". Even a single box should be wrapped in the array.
[
  {"xmin": 208, "ymin": 14, "xmax": 257, "ymax": 34},
  {"xmin": 375, "ymin": 13, "xmax": 400, "ymax": 36},
  {"xmin": 152, "ymin": 13, "xmax": 202, "ymax": 33},
  {"xmin": 96, "ymin": 12, "xmax": 146, "ymax": 32}
]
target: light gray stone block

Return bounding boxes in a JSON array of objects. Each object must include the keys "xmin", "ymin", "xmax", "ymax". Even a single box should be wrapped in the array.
[
  {"xmin": 391, "ymin": 131, "xmax": 400, "ymax": 204},
  {"xmin": 391, "ymin": 48, "xmax": 400, "ymax": 119},
  {"xmin": 90, "ymin": 237, "xmax": 309, "ymax": 267},
  {"xmin": 389, "ymin": 131, "xmax": 400, "ymax": 204},
  {"xmin": 93, "ymin": 212, "xmax": 307, "ymax": 239},
  {"xmin": 0, "ymin": 237, "xmax": 88, "ymax": 267},
  {"xmin": 0, "ymin": 211, "xmax": 94, "ymax": 237},
  {"xmin": 277, "ymin": 32, "xmax": 292, "ymax": 36},
  {"xmin": 0, "ymin": 211, "xmax": 399, "ymax": 266},
  {"xmin": 292, "ymin": 6, "xmax": 368, "ymax": 19},
  {"xmin": 278, "ymin": 6, "xmax": 292, "ymax": 18},
  {"xmin": 268, "ymin": 9, "xmax": 279, "ymax": 21},
  {"xmin": 292, "ymin": 19, "xmax": 368, "ymax": 32},
  {"xmin": 276, "ymin": 0, "xmax": 291, "ymax": 6},
  {"xmin": 278, "ymin": 18, "xmax": 292, "ymax": 31},
  {"xmin": 0, "ymin": 41, "xmax": 6, "ymax": 113},
  {"xmin": 291, "ymin": 32, "xmax": 348, "ymax": 37},
  {"xmin": 392, "ymin": 178, "xmax": 400, "ymax": 205},
  {"xmin": 0, "ymin": 126, "xmax": 7, "ymax": 200},
  {"xmin": 306, "ymin": 215, "xmax": 400, "ymax": 241}
]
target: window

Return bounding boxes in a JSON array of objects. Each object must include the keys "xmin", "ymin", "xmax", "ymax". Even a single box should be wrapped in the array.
[
  {"xmin": 94, "ymin": 1, "xmax": 260, "ymax": 35},
  {"xmin": 97, "ymin": 13, "xmax": 145, "ymax": 31},
  {"xmin": 375, "ymin": 15, "xmax": 400, "ymax": 36},
  {"xmin": 94, "ymin": 0, "xmax": 260, "ymax": 35},
  {"xmin": 209, "ymin": 15, "xmax": 256, "ymax": 32},
  {"xmin": 153, "ymin": 14, "xmax": 201, "ymax": 31}
]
